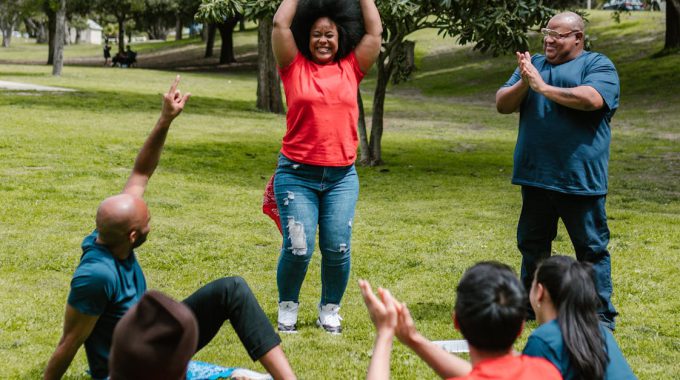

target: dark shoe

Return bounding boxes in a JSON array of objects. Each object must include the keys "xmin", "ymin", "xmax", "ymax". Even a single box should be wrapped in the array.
[{"xmin": 277, "ymin": 322, "xmax": 298, "ymax": 334}]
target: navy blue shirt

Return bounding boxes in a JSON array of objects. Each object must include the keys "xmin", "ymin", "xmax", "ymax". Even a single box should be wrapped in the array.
[
  {"xmin": 523, "ymin": 319, "xmax": 636, "ymax": 380},
  {"xmin": 67, "ymin": 230, "xmax": 146, "ymax": 379},
  {"xmin": 503, "ymin": 51, "xmax": 620, "ymax": 195}
]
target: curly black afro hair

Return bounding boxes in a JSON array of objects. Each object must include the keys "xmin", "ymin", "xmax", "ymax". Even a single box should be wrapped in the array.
[{"xmin": 291, "ymin": 0, "xmax": 365, "ymax": 62}]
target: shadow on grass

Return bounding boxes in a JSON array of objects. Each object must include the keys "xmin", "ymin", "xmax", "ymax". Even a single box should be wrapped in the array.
[
  {"xmin": 163, "ymin": 141, "xmax": 280, "ymax": 182},
  {"xmin": 162, "ymin": 136, "xmax": 679, "ymax": 207},
  {"xmin": 0, "ymin": 89, "xmax": 255, "ymax": 116},
  {"xmin": 161, "ymin": 138, "xmax": 513, "ymax": 190},
  {"xmin": 408, "ymin": 301, "xmax": 453, "ymax": 322},
  {"xmin": 0, "ymin": 71, "xmax": 48, "ymax": 77}
]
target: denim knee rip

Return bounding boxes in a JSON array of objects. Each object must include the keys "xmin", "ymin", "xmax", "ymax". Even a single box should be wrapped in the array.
[{"xmin": 286, "ymin": 216, "xmax": 307, "ymax": 256}]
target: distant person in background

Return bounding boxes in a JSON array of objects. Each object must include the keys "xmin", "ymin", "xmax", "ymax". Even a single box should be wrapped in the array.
[
  {"xmin": 112, "ymin": 50, "xmax": 125, "ymax": 67},
  {"xmin": 524, "ymin": 255, "xmax": 635, "ymax": 380},
  {"xmin": 125, "ymin": 45, "xmax": 137, "ymax": 67},
  {"xmin": 495, "ymin": 11, "xmax": 620, "ymax": 330},
  {"xmin": 270, "ymin": 0, "xmax": 382, "ymax": 335},
  {"xmin": 103, "ymin": 42, "xmax": 111, "ymax": 66}
]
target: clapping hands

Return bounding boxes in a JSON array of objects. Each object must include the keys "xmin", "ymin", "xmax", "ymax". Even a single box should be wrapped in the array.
[
  {"xmin": 359, "ymin": 280, "xmax": 419, "ymax": 344},
  {"xmin": 516, "ymin": 51, "xmax": 546, "ymax": 93}
]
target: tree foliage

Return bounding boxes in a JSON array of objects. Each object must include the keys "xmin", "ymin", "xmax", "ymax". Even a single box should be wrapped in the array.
[
  {"xmin": 195, "ymin": 0, "xmax": 242, "ymax": 21},
  {"xmin": 95, "ymin": 0, "xmax": 145, "ymax": 51},
  {"xmin": 0, "ymin": 0, "xmax": 39, "ymax": 47},
  {"xmin": 358, "ymin": 0, "xmax": 554, "ymax": 165}
]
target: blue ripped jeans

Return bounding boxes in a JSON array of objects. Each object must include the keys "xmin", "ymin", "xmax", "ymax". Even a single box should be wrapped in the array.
[{"xmin": 274, "ymin": 154, "xmax": 358, "ymax": 306}]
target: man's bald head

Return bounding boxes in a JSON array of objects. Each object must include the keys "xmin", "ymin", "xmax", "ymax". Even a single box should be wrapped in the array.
[
  {"xmin": 96, "ymin": 194, "xmax": 150, "ymax": 247},
  {"xmin": 550, "ymin": 11, "xmax": 585, "ymax": 33}
]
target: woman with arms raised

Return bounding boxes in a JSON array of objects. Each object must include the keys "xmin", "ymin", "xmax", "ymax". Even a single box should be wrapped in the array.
[{"xmin": 271, "ymin": 0, "xmax": 382, "ymax": 334}]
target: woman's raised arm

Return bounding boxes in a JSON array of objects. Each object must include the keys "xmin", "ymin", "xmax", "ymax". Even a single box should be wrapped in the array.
[
  {"xmin": 354, "ymin": 0, "xmax": 382, "ymax": 73},
  {"xmin": 272, "ymin": 0, "xmax": 300, "ymax": 68}
]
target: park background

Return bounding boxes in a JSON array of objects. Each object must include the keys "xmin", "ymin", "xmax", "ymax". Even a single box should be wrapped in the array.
[{"xmin": 1, "ymin": 4, "xmax": 679, "ymax": 380}]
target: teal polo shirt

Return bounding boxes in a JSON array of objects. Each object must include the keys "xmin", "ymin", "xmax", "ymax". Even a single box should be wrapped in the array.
[
  {"xmin": 67, "ymin": 230, "xmax": 147, "ymax": 379},
  {"xmin": 503, "ymin": 51, "xmax": 620, "ymax": 195}
]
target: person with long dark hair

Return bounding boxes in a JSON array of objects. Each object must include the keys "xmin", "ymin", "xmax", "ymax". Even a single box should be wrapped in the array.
[
  {"xmin": 525, "ymin": 255, "xmax": 635, "ymax": 379},
  {"xmin": 271, "ymin": 0, "xmax": 382, "ymax": 334}
]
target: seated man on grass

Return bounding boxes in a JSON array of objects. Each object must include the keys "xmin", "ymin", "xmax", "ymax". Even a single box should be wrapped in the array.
[
  {"xmin": 359, "ymin": 262, "xmax": 562, "ymax": 380},
  {"xmin": 44, "ymin": 76, "xmax": 296, "ymax": 380}
]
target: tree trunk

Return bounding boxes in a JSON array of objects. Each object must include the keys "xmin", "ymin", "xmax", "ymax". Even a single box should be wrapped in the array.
[
  {"xmin": 201, "ymin": 22, "xmax": 208, "ymax": 41},
  {"xmin": 256, "ymin": 19, "xmax": 285, "ymax": 114},
  {"xmin": 1, "ymin": 12, "xmax": 19, "ymax": 48},
  {"xmin": 1, "ymin": 28, "xmax": 12, "ymax": 48},
  {"xmin": 205, "ymin": 23, "xmax": 216, "ymax": 58},
  {"xmin": 24, "ymin": 18, "xmax": 36, "ymax": 37},
  {"xmin": 217, "ymin": 15, "xmax": 240, "ymax": 64},
  {"xmin": 46, "ymin": 6, "xmax": 56, "ymax": 64},
  {"xmin": 36, "ymin": 20, "xmax": 48, "ymax": 43},
  {"xmin": 52, "ymin": 0, "xmax": 66, "ymax": 76},
  {"xmin": 369, "ymin": 60, "xmax": 389, "ymax": 166},
  {"xmin": 357, "ymin": 89, "xmax": 370, "ymax": 165},
  {"xmin": 64, "ymin": 24, "xmax": 71, "ymax": 45},
  {"xmin": 366, "ymin": 39, "xmax": 401, "ymax": 166},
  {"xmin": 239, "ymin": 18, "xmax": 246, "ymax": 32},
  {"xmin": 666, "ymin": 0, "xmax": 680, "ymax": 49},
  {"xmin": 117, "ymin": 17, "xmax": 126, "ymax": 52},
  {"xmin": 175, "ymin": 13, "xmax": 182, "ymax": 41}
]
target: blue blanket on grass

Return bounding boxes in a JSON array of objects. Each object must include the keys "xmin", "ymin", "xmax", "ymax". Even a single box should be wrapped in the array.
[{"xmin": 186, "ymin": 361, "xmax": 236, "ymax": 380}]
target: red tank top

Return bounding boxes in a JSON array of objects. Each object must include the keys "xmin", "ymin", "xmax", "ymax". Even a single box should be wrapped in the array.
[{"xmin": 278, "ymin": 52, "xmax": 365, "ymax": 166}]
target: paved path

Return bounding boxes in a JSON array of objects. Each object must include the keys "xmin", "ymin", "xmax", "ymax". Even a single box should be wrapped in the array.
[{"xmin": 0, "ymin": 80, "xmax": 75, "ymax": 92}]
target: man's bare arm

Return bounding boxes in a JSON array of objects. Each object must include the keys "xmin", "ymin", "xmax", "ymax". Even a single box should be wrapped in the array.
[
  {"xmin": 44, "ymin": 305, "xmax": 99, "ymax": 380},
  {"xmin": 537, "ymin": 84, "xmax": 604, "ymax": 111},
  {"xmin": 496, "ymin": 52, "xmax": 530, "ymax": 114},
  {"xmin": 496, "ymin": 81, "xmax": 530, "ymax": 114},
  {"xmin": 123, "ymin": 76, "xmax": 190, "ymax": 198}
]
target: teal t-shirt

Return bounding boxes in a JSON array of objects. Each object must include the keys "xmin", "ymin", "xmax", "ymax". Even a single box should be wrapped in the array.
[
  {"xmin": 67, "ymin": 230, "xmax": 147, "ymax": 379},
  {"xmin": 523, "ymin": 319, "xmax": 636, "ymax": 380},
  {"xmin": 503, "ymin": 51, "xmax": 620, "ymax": 195}
]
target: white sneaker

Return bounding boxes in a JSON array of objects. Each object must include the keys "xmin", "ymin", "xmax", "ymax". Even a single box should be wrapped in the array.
[
  {"xmin": 277, "ymin": 301, "xmax": 299, "ymax": 334},
  {"xmin": 317, "ymin": 303, "xmax": 342, "ymax": 334}
]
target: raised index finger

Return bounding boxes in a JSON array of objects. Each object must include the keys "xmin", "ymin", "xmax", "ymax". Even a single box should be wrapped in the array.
[{"xmin": 169, "ymin": 75, "xmax": 181, "ymax": 94}]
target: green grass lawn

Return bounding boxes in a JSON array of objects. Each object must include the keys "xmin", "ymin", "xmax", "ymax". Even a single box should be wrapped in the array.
[{"xmin": 1, "ymin": 10, "xmax": 679, "ymax": 379}]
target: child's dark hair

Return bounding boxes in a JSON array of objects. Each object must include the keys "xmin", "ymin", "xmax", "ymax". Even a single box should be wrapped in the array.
[
  {"xmin": 291, "ymin": 0, "xmax": 365, "ymax": 62},
  {"xmin": 455, "ymin": 262, "xmax": 527, "ymax": 351},
  {"xmin": 536, "ymin": 256, "xmax": 608, "ymax": 380}
]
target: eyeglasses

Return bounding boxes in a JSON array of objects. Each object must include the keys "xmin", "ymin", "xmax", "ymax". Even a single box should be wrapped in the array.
[{"xmin": 540, "ymin": 28, "xmax": 581, "ymax": 39}]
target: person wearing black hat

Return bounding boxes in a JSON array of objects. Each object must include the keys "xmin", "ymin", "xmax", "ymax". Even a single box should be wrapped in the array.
[{"xmin": 44, "ymin": 77, "xmax": 295, "ymax": 380}]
